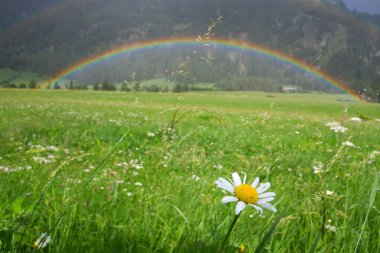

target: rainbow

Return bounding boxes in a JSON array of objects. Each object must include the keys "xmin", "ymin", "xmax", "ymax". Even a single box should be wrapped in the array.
[{"xmin": 41, "ymin": 37, "xmax": 362, "ymax": 101}]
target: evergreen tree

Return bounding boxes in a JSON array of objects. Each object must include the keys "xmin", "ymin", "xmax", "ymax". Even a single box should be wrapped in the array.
[
  {"xmin": 29, "ymin": 80, "xmax": 37, "ymax": 89},
  {"xmin": 101, "ymin": 80, "xmax": 117, "ymax": 91},
  {"xmin": 53, "ymin": 82, "xmax": 61, "ymax": 89}
]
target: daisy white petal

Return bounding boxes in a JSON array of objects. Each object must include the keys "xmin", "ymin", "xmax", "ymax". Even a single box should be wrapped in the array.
[
  {"xmin": 235, "ymin": 201, "xmax": 246, "ymax": 215},
  {"xmin": 215, "ymin": 173, "xmax": 276, "ymax": 215},
  {"xmin": 222, "ymin": 196, "xmax": 238, "ymax": 204},
  {"xmin": 251, "ymin": 177, "xmax": 260, "ymax": 188},
  {"xmin": 34, "ymin": 233, "xmax": 51, "ymax": 249},
  {"xmin": 249, "ymin": 204, "xmax": 263, "ymax": 214},
  {"xmin": 258, "ymin": 202, "xmax": 277, "ymax": 213},
  {"xmin": 215, "ymin": 178, "xmax": 235, "ymax": 194},
  {"xmin": 258, "ymin": 192, "xmax": 275, "ymax": 198},
  {"xmin": 232, "ymin": 172, "xmax": 242, "ymax": 187},
  {"xmin": 257, "ymin": 197, "xmax": 275, "ymax": 204},
  {"xmin": 257, "ymin": 182, "xmax": 271, "ymax": 194}
]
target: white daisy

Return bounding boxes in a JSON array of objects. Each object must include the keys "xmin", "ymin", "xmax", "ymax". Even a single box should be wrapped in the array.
[
  {"xmin": 34, "ymin": 233, "xmax": 51, "ymax": 249},
  {"xmin": 215, "ymin": 172, "xmax": 277, "ymax": 215}
]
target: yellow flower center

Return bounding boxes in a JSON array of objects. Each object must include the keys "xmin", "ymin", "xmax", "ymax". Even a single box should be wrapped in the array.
[
  {"xmin": 234, "ymin": 184, "xmax": 258, "ymax": 204},
  {"xmin": 34, "ymin": 242, "xmax": 40, "ymax": 249}
]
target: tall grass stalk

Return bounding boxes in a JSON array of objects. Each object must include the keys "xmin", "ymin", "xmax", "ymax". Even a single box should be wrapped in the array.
[
  {"xmin": 220, "ymin": 214, "xmax": 240, "ymax": 252},
  {"xmin": 354, "ymin": 174, "xmax": 379, "ymax": 253}
]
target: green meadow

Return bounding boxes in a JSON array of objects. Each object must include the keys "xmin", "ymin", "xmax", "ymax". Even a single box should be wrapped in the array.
[
  {"xmin": 0, "ymin": 69, "xmax": 47, "ymax": 86},
  {"xmin": 0, "ymin": 89, "xmax": 379, "ymax": 252}
]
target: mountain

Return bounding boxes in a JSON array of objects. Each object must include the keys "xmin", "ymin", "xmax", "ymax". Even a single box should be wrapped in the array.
[{"xmin": 0, "ymin": 0, "xmax": 379, "ymax": 99}]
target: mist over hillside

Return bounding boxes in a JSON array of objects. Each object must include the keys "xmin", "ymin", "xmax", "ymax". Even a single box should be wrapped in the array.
[{"xmin": 0, "ymin": 0, "xmax": 379, "ymax": 99}]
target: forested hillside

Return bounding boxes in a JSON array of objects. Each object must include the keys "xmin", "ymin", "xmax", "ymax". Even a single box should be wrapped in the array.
[{"xmin": 0, "ymin": 0, "xmax": 379, "ymax": 99}]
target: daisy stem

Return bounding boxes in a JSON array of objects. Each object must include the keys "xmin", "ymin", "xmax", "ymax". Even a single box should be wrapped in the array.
[{"xmin": 220, "ymin": 214, "xmax": 240, "ymax": 252}]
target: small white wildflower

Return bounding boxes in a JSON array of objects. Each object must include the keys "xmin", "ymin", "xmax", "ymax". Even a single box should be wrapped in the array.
[
  {"xmin": 369, "ymin": 150, "xmax": 380, "ymax": 159},
  {"xmin": 325, "ymin": 121, "xmax": 340, "ymax": 127},
  {"xmin": 330, "ymin": 125, "xmax": 348, "ymax": 133},
  {"xmin": 135, "ymin": 182, "xmax": 142, "ymax": 186},
  {"xmin": 213, "ymin": 164, "xmax": 223, "ymax": 170},
  {"xmin": 116, "ymin": 162, "xmax": 128, "ymax": 167},
  {"xmin": 83, "ymin": 168, "xmax": 90, "ymax": 173},
  {"xmin": 326, "ymin": 190, "xmax": 334, "ymax": 196},
  {"xmin": 130, "ymin": 159, "xmax": 143, "ymax": 169},
  {"xmin": 342, "ymin": 141, "xmax": 356, "ymax": 148},
  {"xmin": 34, "ymin": 233, "xmax": 51, "ymax": 249},
  {"xmin": 313, "ymin": 162, "xmax": 324, "ymax": 174},
  {"xmin": 46, "ymin": 145, "xmax": 59, "ymax": 151},
  {"xmin": 192, "ymin": 174, "xmax": 200, "ymax": 181},
  {"xmin": 0, "ymin": 166, "xmax": 10, "ymax": 173},
  {"xmin": 126, "ymin": 192, "xmax": 133, "ymax": 196},
  {"xmin": 133, "ymin": 171, "xmax": 139, "ymax": 176},
  {"xmin": 32, "ymin": 156, "xmax": 53, "ymax": 164},
  {"xmin": 325, "ymin": 224, "xmax": 337, "ymax": 233},
  {"xmin": 135, "ymin": 164, "xmax": 143, "ymax": 169},
  {"xmin": 349, "ymin": 117, "xmax": 362, "ymax": 122},
  {"xmin": 147, "ymin": 131, "xmax": 155, "ymax": 137}
]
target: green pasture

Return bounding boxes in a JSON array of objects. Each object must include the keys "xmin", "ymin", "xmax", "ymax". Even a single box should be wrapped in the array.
[
  {"xmin": 0, "ymin": 69, "xmax": 47, "ymax": 86},
  {"xmin": 0, "ymin": 89, "xmax": 379, "ymax": 252}
]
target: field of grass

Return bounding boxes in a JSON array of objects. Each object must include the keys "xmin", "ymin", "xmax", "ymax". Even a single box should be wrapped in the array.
[
  {"xmin": 0, "ymin": 89, "xmax": 379, "ymax": 252},
  {"xmin": 0, "ymin": 68, "xmax": 47, "ymax": 86}
]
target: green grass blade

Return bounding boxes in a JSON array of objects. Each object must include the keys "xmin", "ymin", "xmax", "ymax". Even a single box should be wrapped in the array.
[
  {"xmin": 354, "ymin": 174, "xmax": 379, "ymax": 253},
  {"xmin": 254, "ymin": 209, "xmax": 286, "ymax": 253}
]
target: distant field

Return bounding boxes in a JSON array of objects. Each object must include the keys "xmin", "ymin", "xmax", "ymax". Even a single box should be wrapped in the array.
[
  {"xmin": 0, "ymin": 90, "xmax": 379, "ymax": 252},
  {"xmin": 0, "ymin": 68, "xmax": 47, "ymax": 85}
]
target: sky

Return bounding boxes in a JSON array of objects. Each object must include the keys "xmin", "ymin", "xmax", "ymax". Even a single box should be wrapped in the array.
[{"xmin": 343, "ymin": 0, "xmax": 380, "ymax": 14}]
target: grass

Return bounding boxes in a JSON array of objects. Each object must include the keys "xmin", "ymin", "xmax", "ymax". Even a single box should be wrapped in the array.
[
  {"xmin": 0, "ymin": 89, "xmax": 379, "ymax": 252},
  {"xmin": 0, "ymin": 68, "xmax": 47, "ymax": 85}
]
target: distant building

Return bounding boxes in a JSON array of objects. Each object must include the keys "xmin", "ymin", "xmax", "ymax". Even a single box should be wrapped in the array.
[{"xmin": 282, "ymin": 86, "xmax": 297, "ymax": 93}]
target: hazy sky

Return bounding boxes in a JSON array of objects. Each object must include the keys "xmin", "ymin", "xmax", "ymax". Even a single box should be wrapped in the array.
[{"xmin": 343, "ymin": 0, "xmax": 380, "ymax": 14}]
